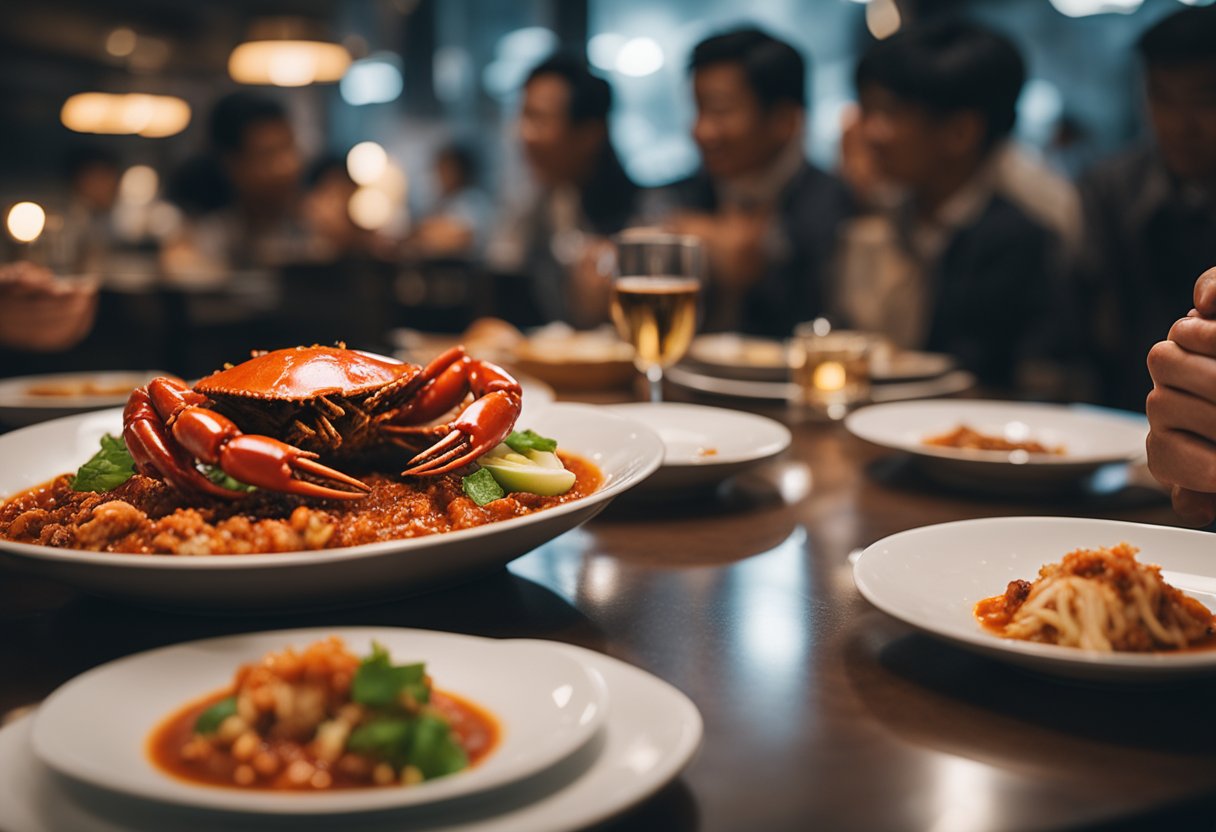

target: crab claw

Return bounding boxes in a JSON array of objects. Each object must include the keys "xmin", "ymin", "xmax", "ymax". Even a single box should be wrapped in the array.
[
  {"xmin": 218, "ymin": 435, "xmax": 371, "ymax": 501},
  {"xmin": 401, "ymin": 390, "xmax": 520, "ymax": 476}
]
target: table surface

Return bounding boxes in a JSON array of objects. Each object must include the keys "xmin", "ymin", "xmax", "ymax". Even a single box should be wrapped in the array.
[{"xmin": 3, "ymin": 391, "xmax": 1215, "ymax": 832}]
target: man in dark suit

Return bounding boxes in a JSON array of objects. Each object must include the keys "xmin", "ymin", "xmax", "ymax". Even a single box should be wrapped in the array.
[
  {"xmin": 660, "ymin": 28, "xmax": 851, "ymax": 337},
  {"xmin": 1077, "ymin": 5, "xmax": 1216, "ymax": 411},
  {"xmin": 848, "ymin": 20, "xmax": 1063, "ymax": 391}
]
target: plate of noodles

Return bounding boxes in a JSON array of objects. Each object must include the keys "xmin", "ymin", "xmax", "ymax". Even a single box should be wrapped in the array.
[
  {"xmin": 853, "ymin": 516, "xmax": 1216, "ymax": 681},
  {"xmin": 845, "ymin": 401, "xmax": 1148, "ymax": 489}
]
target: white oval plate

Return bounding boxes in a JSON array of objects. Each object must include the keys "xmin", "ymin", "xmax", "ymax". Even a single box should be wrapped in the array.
[
  {"xmin": 845, "ymin": 400, "xmax": 1147, "ymax": 487},
  {"xmin": 604, "ymin": 402, "xmax": 790, "ymax": 491},
  {"xmin": 32, "ymin": 627, "xmax": 608, "ymax": 814},
  {"xmin": 666, "ymin": 364, "xmax": 975, "ymax": 404},
  {"xmin": 0, "ymin": 641, "xmax": 702, "ymax": 832},
  {"xmin": 0, "ymin": 371, "xmax": 168, "ymax": 428},
  {"xmin": 0, "ymin": 403, "xmax": 662, "ymax": 609},
  {"xmin": 688, "ymin": 334, "xmax": 954, "ymax": 383},
  {"xmin": 853, "ymin": 516, "xmax": 1216, "ymax": 681}
]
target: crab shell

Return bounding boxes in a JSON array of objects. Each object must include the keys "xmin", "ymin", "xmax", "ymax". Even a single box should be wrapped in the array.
[{"xmin": 194, "ymin": 346, "xmax": 421, "ymax": 401}]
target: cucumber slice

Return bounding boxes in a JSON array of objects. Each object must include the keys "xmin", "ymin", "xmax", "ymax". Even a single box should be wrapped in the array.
[{"xmin": 479, "ymin": 445, "xmax": 576, "ymax": 496}]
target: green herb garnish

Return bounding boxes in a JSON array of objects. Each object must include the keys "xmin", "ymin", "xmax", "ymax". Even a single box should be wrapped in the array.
[
  {"xmin": 503, "ymin": 429, "xmax": 557, "ymax": 454},
  {"xmin": 461, "ymin": 468, "xmax": 505, "ymax": 506},
  {"xmin": 405, "ymin": 714, "xmax": 469, "ymax": 778},
  {"xmin": 71, "ymin": 434, "xmax": 136, "ymax": 492},
  {"xmin": 347, "ymin": 715, "xmax": 467, "ymax": 778},
  {"xmin": 204, "ymin": 466, "xmax": 256, "ymax": 493},
  {"xmin": 194, "ymin": 695, "xmax": 238, "ymax": 734},
  {"xmin": 351, "ymin": 642, "xmax": 429, "ymax": 708}
]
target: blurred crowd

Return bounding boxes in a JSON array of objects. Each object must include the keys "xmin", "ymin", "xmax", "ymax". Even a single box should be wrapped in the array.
[{"xmin": 4, "ymin": 5, "xmax": 1216, "ymax": 414}]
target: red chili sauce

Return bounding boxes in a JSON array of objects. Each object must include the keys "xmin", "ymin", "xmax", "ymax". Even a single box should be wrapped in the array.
[{"xmin": 147, "ymin": 687, "xmax": 500, "ymax": 791}]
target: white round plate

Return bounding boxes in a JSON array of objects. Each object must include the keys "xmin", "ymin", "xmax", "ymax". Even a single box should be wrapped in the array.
[
  {"xmin": 32, "ymin": 628, "xmax": 608, "ymax": 815},
  {"xmin": 0, "ymin": 371, "xmax": 167, "ymax": 428},
  {"xmin": 687, "ymin": 334, "xmax": 787, "ymax": 381},
  {"xmin": 0, "ymin": 641, "xmax": 702, "ymax": 832},
  {"xmin": 853, "ymin": 516, "xmax": 1216, "ymax": 682},
  {"xmin": 604, "ymin": 402, "xmax": 790, "ymax": 491},
  {"xmin": 688, "ymin": 334, "xmax": 954, "ymax": 383},
  {"xmin": 870, "ymin": 350, "xmax": 956, "ymax": 383},
  {"xmin": 845, "ymin": 400, "xmax": 1147, "ymax": 487},
  {"xmin": 0, "ymin": 403, "xmax": 662, "ymax": 609},
  {"xmin": 666, "ymin": 364, "xmax": 975, "ymax": 403}
]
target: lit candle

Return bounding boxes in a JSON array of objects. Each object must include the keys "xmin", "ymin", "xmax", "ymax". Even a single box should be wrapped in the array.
[{"xmin": 813, "ymin": 360, "xmax": 847, "ymax": 392}]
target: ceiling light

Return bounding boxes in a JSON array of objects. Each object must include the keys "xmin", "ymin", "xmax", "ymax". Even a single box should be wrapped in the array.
[
  {"xmin": 60, "ymin": 93, "xmax": 191, "ymax": 138},
  {"xmin": 228, "ymin": 18, "xmax": 351, "ymax": 87}
]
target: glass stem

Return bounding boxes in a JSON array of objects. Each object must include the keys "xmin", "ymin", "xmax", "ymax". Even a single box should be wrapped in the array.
[{"xmin": 646, "ymin": 365, "xmax": 663, "ymax": 403}]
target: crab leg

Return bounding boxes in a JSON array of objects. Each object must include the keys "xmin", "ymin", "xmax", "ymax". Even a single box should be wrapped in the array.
[
  {"xmin": 174, "ymin": 408, "xmax": 370, "ymax": 500},
  {"xmin": 394, "ymin": 353, "xmax": 523, "ymax": 476},
  {"xmin": 126, "ymin": 378, "xmax": 370, "ymax": 500},
  {"xmin": 124, "ymin": 388, "xmax": 245, "ymax": 499}
]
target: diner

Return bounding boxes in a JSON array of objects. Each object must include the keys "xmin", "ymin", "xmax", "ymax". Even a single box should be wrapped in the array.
[{"xmin": 4, "ymin": 1, "xmax": 1216, "ymax": 831}]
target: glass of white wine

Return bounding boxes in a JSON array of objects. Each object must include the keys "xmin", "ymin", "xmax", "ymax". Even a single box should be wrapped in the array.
[{"xmin": 609, "ymin": 230, "xmax": 705, "ymax": 403}]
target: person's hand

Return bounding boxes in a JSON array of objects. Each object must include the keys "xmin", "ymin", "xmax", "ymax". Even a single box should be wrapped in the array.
[
  {"xmin": 0, "ymin": 262, "xmax": 98, "ymax": 352},
  {"xmin": 1146, "ymin": 267, "xmax": 1216, "ymax": 525}
]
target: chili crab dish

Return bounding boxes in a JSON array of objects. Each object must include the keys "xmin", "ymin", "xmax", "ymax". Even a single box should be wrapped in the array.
[{"xmin": 0, "ymin": 346, "xmax": 602, "ymax": 556}]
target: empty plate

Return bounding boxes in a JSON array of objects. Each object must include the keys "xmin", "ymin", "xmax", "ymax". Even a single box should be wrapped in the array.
[{"xmin": 604, "ymin": 402, "xmax": 790, "ymax": 492}]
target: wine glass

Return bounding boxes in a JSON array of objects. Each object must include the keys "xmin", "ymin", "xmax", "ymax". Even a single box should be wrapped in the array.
[{"xmin": 609, "ymin": 230, "xmax": 706, "ymax": 403}]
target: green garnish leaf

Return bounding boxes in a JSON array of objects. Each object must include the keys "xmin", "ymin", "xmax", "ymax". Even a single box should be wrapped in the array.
[
  {"xmin": 503, "ymin": 429, "xmax": 557, "ymax": 454},
  {"xmin": 461, "ymin": 468, "xmax": 505, "ymax": 506},
  {"xmin": 71, "ymin": 434, "xmax": 136, "ymax": 492},
  {"xmin": 194, "ymin": 696, "xmax": 238, "ymax": 735},
  {"xmin": 346, "ymin": 714, "xmax": 467, "ymax": 779},
  {"xmin": 347, "ymin": 717, "xmax": 414, "ymax": 768},
  {"xmin": 352, "ymin": 642, "xmax": 429, "ymax": 708},
  {"xmin": 408, "ymin": 714, "xmax": 469, "ymax": 779},
  {"xmin": 203, "ymin": 466, "xmax": 256, "ymax": 493}
]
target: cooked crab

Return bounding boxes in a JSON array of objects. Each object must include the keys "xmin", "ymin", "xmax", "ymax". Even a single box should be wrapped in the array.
[{"xmin": 121, "ymin": 345, "xmax": 522, "ymax": 500}]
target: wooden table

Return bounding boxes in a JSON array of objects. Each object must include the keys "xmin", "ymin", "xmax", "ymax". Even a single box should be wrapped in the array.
[{"xmin": 3, "ymin": 396, "xmax": 1214, "ymax": 832}]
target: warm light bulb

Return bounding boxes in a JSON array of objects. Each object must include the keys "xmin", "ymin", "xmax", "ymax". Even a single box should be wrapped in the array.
[
  {"xmin": 105, "ymin": 27, "xmax": 137, "ymax": 58},
  {"xmin": 348, "ymin": 187, "xmax": 393, "ymax": 231},
  {"xmin": 346, "ymin": 142, "xmax": 388, "ymax": 186},
  {"xmin": 7, "ymin": 202, "xmax": 47, "ymax": 243},
  {"xmin": 866, "ymin": 0, "xmax": 902, "ymax": 39},
  {"xmin": 119, "ymin": 166, "xmax": 159, "ymax": 206}
]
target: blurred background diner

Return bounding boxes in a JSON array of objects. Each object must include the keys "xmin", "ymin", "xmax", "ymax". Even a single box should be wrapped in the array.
[{"xmin": 1, "ymin": 0, "xmax": 1215, "ymax": 408}]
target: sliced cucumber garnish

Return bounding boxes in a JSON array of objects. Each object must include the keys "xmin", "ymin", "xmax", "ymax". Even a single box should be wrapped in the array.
[{"xmin": 479, "ymin": 444, "xmax": 576, "ymax": 496}]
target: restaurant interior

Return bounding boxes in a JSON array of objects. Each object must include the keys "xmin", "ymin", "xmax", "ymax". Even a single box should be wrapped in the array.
[{"xmin": 3, "ymin": 0, "xmax": 1216, "ymax": 829}]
